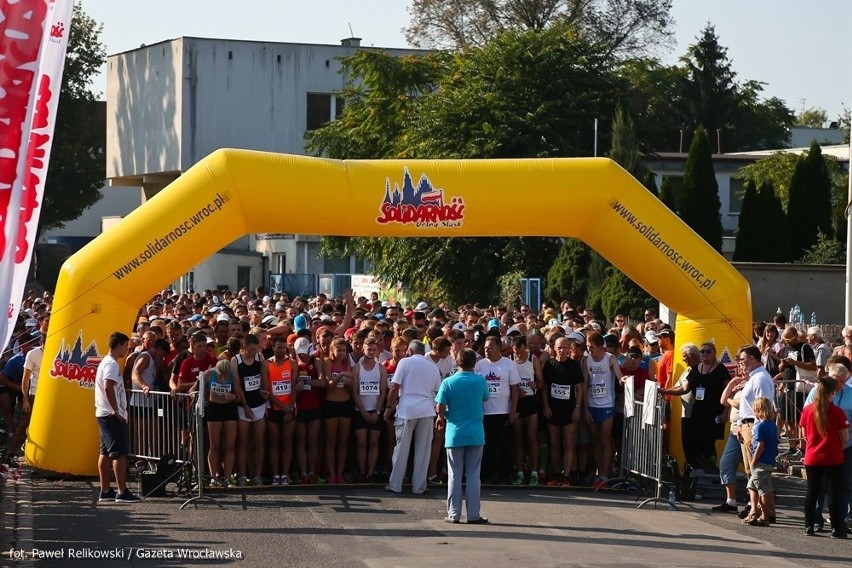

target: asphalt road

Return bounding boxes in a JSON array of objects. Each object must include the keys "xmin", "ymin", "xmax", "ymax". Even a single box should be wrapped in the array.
[{"xmin": 1, "ymin": 472, "xmax": 850, "ymax": 567}]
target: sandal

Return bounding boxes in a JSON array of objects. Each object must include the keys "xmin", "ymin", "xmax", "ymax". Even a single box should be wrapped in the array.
[
  {"xmin": 747, "ymin": 517, "xmax": 770, "ymax": 527},
  {"xmin": 742, "ymin": 515, "xmax": 758, "ymax": 524}
]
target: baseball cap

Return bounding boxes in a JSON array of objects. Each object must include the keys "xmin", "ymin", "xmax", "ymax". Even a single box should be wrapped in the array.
[
  {"xmin": 415, "ymin": 301, "xmax": 429, "ymax": 311},
  {"xmin": 602, "ymin": 333, "xmax": 619, "ymax": 349},
  {"xmin": 294, "ymin": 337, "xmax": 311, "ymax": 355},
  {"xmin": 657, "ymin": 328, "xmax": 673, "ymax": 338},
  {"xmin": 506, "ymin": 325, "xmax": 521, "ymax": 336},
  {"xmin": 547, "ymin": 318, "xmax": 560, "ymax": 328},
  {"xmin": 216, "ymin": 313, "xmax": 230, "ymax": 322},
  {"xmin": 188, "ymin": 314, "xmax": 202, "ymax": 322},
  {"xmin": 487, "ymin": 318, "xmax": 500, "ymax": 330},
  {"xmin": 567, "ymin": 331, "xmax": 586, "ymax": 343},
  {"xmin": 627, "ymin": 346, "xmax": 643, "ymax": 357},
  {"xmin": 644, "ymin": 331, "xmax": 659, "ymax": 344},
  {"xmin": 261, "ymin": 315, "xmax": 278, "ymax": 327},
  {"xmin": 293, "ymin": 314, "xmax": 308, "ymax": 332},
  {"xmin": 452, "ymin": 322, "xmax": 466, "ymax": 331}
]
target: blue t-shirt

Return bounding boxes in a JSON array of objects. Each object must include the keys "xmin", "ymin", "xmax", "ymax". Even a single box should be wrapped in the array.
[
  {"xmin": 751, "ymin": 419, "xmax": 779, "ymax": 465},
  {"xmin": 0, "ymin": 353, "xmax": 25, "ymax": 385},
  {"xmin": 435, "ymin": 370, "xmax": 489, "ymax": 448},
  {"xmin": 805, "ymin": 384, "xmax": 852, "ymax": 449}
]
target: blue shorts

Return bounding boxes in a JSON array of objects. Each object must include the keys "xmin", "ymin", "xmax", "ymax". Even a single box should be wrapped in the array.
[
  {"xmin": 588, "ymin": 406, "xmax": 615, "ymax": 423},
  {"xmin": 97, "ymin": 415, "xmax": 130, "ymax": 458}
]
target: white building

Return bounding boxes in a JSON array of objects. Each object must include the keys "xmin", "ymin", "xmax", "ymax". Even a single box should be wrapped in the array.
[{"xmin": 103, "ymin": 36, "xmax": 420, "ymax": 293}]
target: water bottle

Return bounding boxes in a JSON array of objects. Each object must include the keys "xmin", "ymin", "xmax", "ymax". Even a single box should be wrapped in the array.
[
  {"xmin": 810, "ymin": 312, "xmax": 816, "ymax": 326},
  {"xmin": 789, "ymin": 306, "xmax": 794, "ymax": 322},
  {"xmin": 794, "ymin": 304, "xmax": 801, "ymax": 324},
  {"xmin": 668, "ymin": 486, "xmax": 676, "ymax": 511}
]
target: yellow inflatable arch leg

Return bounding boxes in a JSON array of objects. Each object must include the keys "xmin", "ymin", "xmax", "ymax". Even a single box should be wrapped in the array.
[{"xmin": 28, "ymin": 150, "xmax": 752, "ymax": 475}]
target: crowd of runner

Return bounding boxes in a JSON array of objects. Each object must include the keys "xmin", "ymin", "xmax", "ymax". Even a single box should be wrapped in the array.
[{"xmin": 1, "ymin": 287, "xmax": 851, "ymax": 535}]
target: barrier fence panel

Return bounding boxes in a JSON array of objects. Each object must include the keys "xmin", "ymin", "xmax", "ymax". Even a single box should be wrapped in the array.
[{"xmin": 616, "ymin": 389, "xmax": 673, "ymax": 509}]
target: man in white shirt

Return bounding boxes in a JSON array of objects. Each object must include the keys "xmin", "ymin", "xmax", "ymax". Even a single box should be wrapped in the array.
[
  {"xmin": 94, "ymin": 332, "xmax": 140, "ymax": 503},
  {"xmin": 474, "ymin": 336, "xmax": 521, "ymax": 484},
  {"xmin": 383, "ymin": 341, "xmax": 441, "ymax": 494},
  {"xmin": 735, "ymin": 344, "xmax": 776, "ymax": 522}
]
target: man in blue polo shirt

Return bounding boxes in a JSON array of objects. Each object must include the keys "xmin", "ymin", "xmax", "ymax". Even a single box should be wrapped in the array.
[{"xmin": 436, "ymin": 348, "xmax": 490, "ymax": 524}]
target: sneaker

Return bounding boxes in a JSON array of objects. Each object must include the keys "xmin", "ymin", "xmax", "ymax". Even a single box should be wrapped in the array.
[
  {"xmin": 737, "ymin": 504, "xmax": 751, "ymax": 519},
  {"xmin": 228, "ymin": 474, "xmax": 239, "ymax": 487},
  {"xmin": 467, "ymin": 517, "xmax": 489, "ymax": 525},
  {"xmin": 591, "ymin": 478, "xmax": 607, "ymax": 490},
  {"xmin": 546, "ymin": 473, "xmax": 564, "ymax": 487},
  {"xmin": 711, "ymin": 502, "xmax": 739, "ymax": 514},
  {"xmin": 253, "ymin": 476, "xmax": 264, "ymax": 486},
  {"xmin": 281, "ymin": 475, "xmax": 291, "ymax": 486},
  {"xmin": 805, "ymin": 525, "xmax": 816, "ymax": 536},
  {"xmin": 272, "ymin": 475, "xmax": 282, "ymax": 485},
  {"xmin": 237, "ymin": 476, "xmax": 248, "ymax": 487},
  {"xmin": 444, "ymin": 516, "xmax": 460, "ymax": 524},
  {"xmin": 428, "ymin": 475, "xmax": 444, "ymax": 486},
  {"xmin": 209, "ymin": 477, "xmax": 225, "ymax": 488},
  {"xmin": 529, "ymin": 471, "xmax": 539, "ymax": 486},
  {"xmin": 561, "ymin": 477, "xmax": 572, "ymax": 488},
  {"xmin": 115, "ymin": 490, "xmax": 141, "ymax": 503},
  {"xmin": 98, "ymin": 489, "xmax": 117, "ymax": 502},
  {"xmin": 831, "ymin": 529, "xmax": 848, "ymax": 539},
  {"xmin": 512, "ymin": 471, "xmax": 525, "ymax": 486},
  {"xmin": 747, "ymin": 518, "xmax": 770, "ymax": 527}
]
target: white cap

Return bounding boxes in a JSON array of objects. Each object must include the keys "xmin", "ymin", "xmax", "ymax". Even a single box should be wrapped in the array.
[
  {"xmin": 506, "ymin": 325, "xmax": 521, "ymax": 335},
  {"xmin": 262, "ymin": 295, "xmax": 270, "ymax": 303},
  {"xmin": 216, "ymin": 313, "xmax": 230, "ymax": 322},
  {"xmin": 415, "ymin": 301, "xmax": 429, "ymax": 311},
  {"xmin": 547, "ymin": 318, "xmax": 560, "ymax": 328},
  {"xmin": 645, "ymin": 330, "xmax": 659, "ymax": 344},
  {"xmin": 294, "ymin": 337, "xmax": 311, "ymax": 355},
  {"xmin": 261, "ymin": 315, "xmax": 278, "ymax": 326},
  {"xmin": 452, "ymin": 322, "xmax": 466, "ymax": 331}
]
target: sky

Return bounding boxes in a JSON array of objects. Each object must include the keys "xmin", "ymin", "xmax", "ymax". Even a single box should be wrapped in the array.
[{"xmin": 81, "ymin": 0, "xmax": 851, "ymax": 120}]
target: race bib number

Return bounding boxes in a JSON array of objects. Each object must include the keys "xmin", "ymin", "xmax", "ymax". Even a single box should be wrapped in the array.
[
  {"xmin": 244, "ymin": 374, "xmax": 261, "ymax": 391},
  {"xmin": 210, "ymin": 381, "xmax": 231, "ymax": 395},
  {"xmin": 332, "ymin": 372, "xmax": 345, "ymax": 388},
  {"xmin": 360, "ymin": 380, "xmax": 380, "ymax": 396},
  {"xmin": 695, "ymin": 386, "xmax": 705, "ymax": 401},
  {"xmin": 520, "ymin": 379, "xmax": 534, "ymax": 396},
  {"xmin": 272, "ymin": 380, "xmax": 292, "ymax": 396},
  {"xmin": 299, "ymin": 374, "xmax": 311, "ymax": 391},
  {"xmin": 550, "ymin": 383, "xmax": 571, "ymax": 400},
  {"xmin": 590, "ymin": 383, "xmax": 608, "ymax": 398},
  {"xmin": 488, "ymin": 378, "xmax": 502, "ymax": 396}
]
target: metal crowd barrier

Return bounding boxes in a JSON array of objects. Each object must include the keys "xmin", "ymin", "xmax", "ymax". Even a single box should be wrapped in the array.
[
  {"xmin": 772, "ymin": 377, "xmax": 813, "ymax": 467},
  {"xmin": 611, "ymin": 388, "xmax": 678, "ymax": 509}
]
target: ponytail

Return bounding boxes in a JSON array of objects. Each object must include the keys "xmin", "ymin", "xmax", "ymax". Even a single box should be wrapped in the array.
[{"xmin": 812, "ymin": 376, "xmax": 838, "ymax": 437}]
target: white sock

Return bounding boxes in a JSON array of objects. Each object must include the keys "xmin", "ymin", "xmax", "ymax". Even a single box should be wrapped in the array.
[{"xmin": 726, "ymin": 499, "xmax": 737, "ymax": 506}]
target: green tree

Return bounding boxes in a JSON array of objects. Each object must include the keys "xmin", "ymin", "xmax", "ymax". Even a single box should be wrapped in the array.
[
  {"xmin": 589, "ymin": 267, "xmax": 653, "ymax": 321},
  {"xmin": 797, "ymin": 232, "xmax": 846, "ymax": 264},
  {"xmin": 786, "ymin": 141, "xmax": 833, "ymax": 259},
  {"xmin": 405, "ymin": 0, "xmax": 675, "ymax": 58},
  {"xmin": 795, "ymin": 107, "xmax": 828, "ymax": 128},
  {"xmin": 39, "ymin": 4, "xmax": 107, "ymax": 234},
  {"xmin": 658, "ymin": 175, "xmax": 676, "ymax": 212},
  {"xmin": 680, "ymin": 127, "xmax": 722, "ymax": 251},
  {"xmin": 680, "ymin": 25, "xmax": 736, "ymax": 142},
  {"xmin": 736, "ymin": 152, "xmax": 800, "ymax": 210},
  {"xmin": 734, "ymin": 180, "xmax": 786, "ymax": 262},
  {"xmin": 642, "ymin": 168, "xmax": 658, "ymax": 197},
  {"xmin": 609, "ymin": 105, "xmax": 639, "ymax": 175},
  {"xmin": 733, "ymin": 180, "xmax": 759, "ymax": 261},
  {"xmin": 544, "ymin": 238, "xmax": 592, "ymax": 304}
]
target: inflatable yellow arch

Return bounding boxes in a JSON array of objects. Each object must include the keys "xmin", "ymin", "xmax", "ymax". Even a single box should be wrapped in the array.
[{"xmin": 28, "ymin": 150, "xmax": 752, "ymax": 475}]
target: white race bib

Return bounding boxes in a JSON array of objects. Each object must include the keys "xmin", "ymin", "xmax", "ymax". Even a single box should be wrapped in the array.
[
  {"xmin": 550, "ymin": 383, "xmax": 571, "ymax": 400},
  {"xmin": 488, "ymin": 378, "xmax": 502, "ymax": 396},
  {"xmin": 520, "ymin": 379, "xmax": 534, "ymax": 396},
  {"xmin": 272, "ymin": 380, "xmax": 292, "ymax": 396},
  {"xmin": 244, "ymin": 374, "xmax": 261, "ymax": 391},
  {"xmin": 210, "ymin": 381, "xmax": 231, "ymax": 395},
  {"xmin": 360, "ymin": 380, "xmax": 380, "ymax": 396},
  {"xmin": 590, "ymin": 382, "xmax": 608, "ymax": 398},
  {"xmin": 299, "ymin": 374, "xmax": 311, "ymax": 391}
]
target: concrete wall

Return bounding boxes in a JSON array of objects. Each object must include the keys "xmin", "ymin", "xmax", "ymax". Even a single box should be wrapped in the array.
[
  {"xmin": 42, "ymin": 184, "xmax": 142, "ymax": 245},
  {"xmin": 733, "ymin": 262, "xmax": 845, "ymax": 324},
  {"xmin": 175, "ymin": 250, "xmax": 264, "ymax": 293}
]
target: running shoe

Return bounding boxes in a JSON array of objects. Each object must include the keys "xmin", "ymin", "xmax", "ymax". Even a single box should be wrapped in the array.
[
  {"xmin": 428, "ymin": 475, "xmax": 444, "ymax": 486},
  {"xmin": 591, "ymin": 477, "xmax": 607, "ymax": 490},
  {"xmin": 253, "ymin": 476, "xmax": 265, "ymax": 486},
  {"xmin": 307, "ymin": 473, "xmax": 318, "ymax": 485},
  {"xmin": 98, "ymin": 489, "xmax": 117, "ymax": 502},
  {"xmin": 511, "ymin": 471, "xmax": 525, "ymax": 486},
  {"xmin": 272, "ymin": 475, "xmax": 282, "ymax": 485},
  {"xmin": 209, "ymin": 477, "xmax": 225, "ymax": 488},
  {"xmin": 228, "ymin": 474, "xmax": 239, "ymax": 487},
  {"xmin": 281, "ymin": 475, "xmax": 291, "ymax": 486},
  {"xmin": 561, "ymin": 477, "xmax": 572, "ymax": 488},
  {"xmin": 529, "ymin": 471, "xmax": 539, "ymax": 486},
  {"xmin": 467, "ymin": 517, "xmax": 489, "ymax": 525},
  {"xmin": 115, "ymin": 490, "xmax": 141, "ymax": 503},
  {"xmin": 711, "ymin": 503, "xmax": 738, "ymax": 514},
  {"xmin": 237, "ymin": 476, "xmax": 248, "ymax": 487}
]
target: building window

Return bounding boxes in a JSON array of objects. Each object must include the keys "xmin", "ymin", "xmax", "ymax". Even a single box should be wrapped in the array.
[
  {"xmin": 275, "ymin": 254, "xmax": 287, "ymax": 273},
  {"xmin": 306, "ymin": 93, "xmax": 345, "ymax": 131},
  {"xmin": 729, "ymin": 177, "xmax": 744, "ymax": 214},
  {"xmin": 237, "ymin": 266, "xmax": 252, "ymax": 291}
]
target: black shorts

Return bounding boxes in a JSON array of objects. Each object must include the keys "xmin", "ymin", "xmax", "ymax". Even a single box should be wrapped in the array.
[
  {"xmin": 352, "ymin": 410, "xmax": 383, "ymax": 431},
  {"xmin": 97, "ymin": 415, "xmax": 130, "ymax": 457},
  {"xmin": 296, "ymin": 407, "xmax": 321, "ymax": 424},
  {"xmin": 517, "ymin": 396, "xmax": 539, "ymax": 418},
  {"xmin": 206, "ymin": 402, "xmax": 238, "ymax": 422},
  {"xmin": 267, "ymin": 408, "xmax": 295, "ymax": 424},
  {"xmin": 322, "ymin": 400, "xmax": 352, "ymax": 420},
  {"xmin": 546, "ymin": 403, "xmax": 577, "ymax": 427}
]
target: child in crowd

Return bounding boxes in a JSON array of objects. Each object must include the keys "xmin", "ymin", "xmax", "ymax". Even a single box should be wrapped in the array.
[{"xmin": 744, "ymin": 397, "xmax": 777, "ymax": 526}]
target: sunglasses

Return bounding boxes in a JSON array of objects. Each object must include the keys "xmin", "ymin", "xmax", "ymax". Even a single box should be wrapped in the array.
[{"xmin": 699, "ymin": 349, "xmax": 713, "ymax": 354}]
